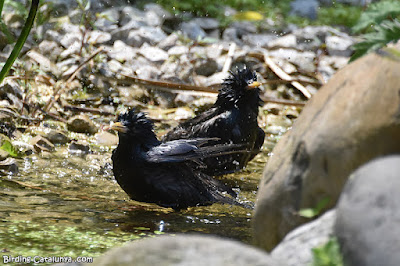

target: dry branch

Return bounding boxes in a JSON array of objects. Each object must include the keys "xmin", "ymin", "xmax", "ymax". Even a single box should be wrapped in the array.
[{"xmin": 263, "ymin": 52, "xmax": 312, "ymax": 99}]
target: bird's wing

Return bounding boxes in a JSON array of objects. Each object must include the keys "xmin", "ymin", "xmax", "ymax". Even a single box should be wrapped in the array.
[
  {"xmin": 145, "ymin": 139, "xmax": 209, "ymax": 163},
  {"xmin": 186, "ymin": 111, "xmax": 241, "ymax": 141},
  {"xmin": 162, "ymin": 107, "xmax": 224, "ymax": 140},
  {"xmin": 146, "ymin": 138, "xmax": 248, "ymax": 164}
]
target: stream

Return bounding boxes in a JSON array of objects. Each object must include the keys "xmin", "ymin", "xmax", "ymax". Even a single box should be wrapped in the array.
[{"xmin": 0, "ymin": 141, "xmax": 271, "ymax": 259}]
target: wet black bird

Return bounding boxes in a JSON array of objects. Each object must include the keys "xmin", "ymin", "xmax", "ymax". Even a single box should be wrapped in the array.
[
  {"xmin": 162, "ymin": 66, "xmax": 265, "ymax": 176},
  {"xmin": 110, "ymin": 109, "xmax": 251, "ymax": 210}
]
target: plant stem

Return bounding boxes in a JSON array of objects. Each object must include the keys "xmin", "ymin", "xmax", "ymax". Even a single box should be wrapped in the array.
[{"xmin": 0, "ymin": 0, "xmax": 39, "ymax": 84}]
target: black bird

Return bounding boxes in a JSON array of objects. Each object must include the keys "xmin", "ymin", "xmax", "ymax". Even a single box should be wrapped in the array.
[
  {"xmin": 110, "ymin": 109, "xmax": 251, "ymax": 210},
  {"xmin": 162, "ymin": 66, "xmax": 265, "ymax": 176}
]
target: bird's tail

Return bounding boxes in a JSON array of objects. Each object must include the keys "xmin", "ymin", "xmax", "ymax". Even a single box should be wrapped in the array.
[
  {"xmin": 193, "ymin": 143, "xmax": 256, "ymax": 158},
  {"xmin": 211, "ymin": 191, "xmax": 255, "ymax": 209}
]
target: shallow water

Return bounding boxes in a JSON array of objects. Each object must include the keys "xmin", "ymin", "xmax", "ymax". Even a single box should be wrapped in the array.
[{"xmin": 0, "ymin": 140, "xmax": 272, "ymax": 261}]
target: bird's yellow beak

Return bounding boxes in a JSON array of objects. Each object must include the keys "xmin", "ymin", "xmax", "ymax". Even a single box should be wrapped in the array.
[
  {"xmin": 247, "ymin": 81, "xmax": 261, "ymax": 89},
  {"xmin": 108, "ymin": 122, "xmax": 128, "ymax": 133}
]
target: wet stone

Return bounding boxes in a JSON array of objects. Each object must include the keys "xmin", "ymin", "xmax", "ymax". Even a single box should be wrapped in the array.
[
  {"xmin": 88, "ymin": 75, "xmax": 113, "ymax": 97},
  {"xmin": 98, "ymin": 7, "xmax": 121, "ymax": 24},
  {"xmin": 38, "ymin": 40, "xmax": 63, "ymax": 61},
  {"xmin": 222, "ymin": 28, "xmax": 243, "ymax": 45},
  {"xmin": 194, "ymin": 58, "xmax": 219, "ymax": 77},
  {"xmin": 243, "ymin": 34, "xmax": 277, "ymax": 48},
  {"xmin": 158, "ymin": 33, "xmax": 179, "ymax": 51},
  {"xmin": 138, "ymin": 44, "xmax": 168, "ymax": 63},
  {"xmin": 60, "ymin": 41, "xmax": 82, "ymax": 59},
  {"xmin": 94, "ymin": 18, "xmax": 119, "ymax": 32},
  {"xmin": 180, "ymin": 21, "xmax": 206, "ymax": 40},
  {"xmin": 111, "ymin": 20, "xmax": 146, "ymax": 41},
  {"xmin": 29, "ymin": 135, "xmax": 55, "ymax": 153},
  {"xmin": 268, "ymin": 34, "xmax": 297, "ymax": 48},
  {"xmin": 167, "ymin": 46, "xmax": 189, "ymax": 56},
  {"xmin": 144, "ymin": 10, "xmax": 163, "ymax": 27},
  {"xmin": 0, "ymin": 158, "xmax": 18, "ymax": 176},
  {"xmin": 88, "ymin": 30, "xmax": 112, "ymax": 45},
  {"xmin": 135, "ymin": 64, "xmax": 162, "ymax": 80},
  {"xmin": 0, "ymin": 80, "xmax": 23, "ymax": 99},
  {"xmin": 126, "ymin": 26, "xmax": 167, "ymax": 47},
  {"xmin": 143, "ymin": 3, "xmax": 172, "ymax": 22},
  {"xmin": 68, "ymin": 140, "xmax": 90, "ymax": 155},
  {"xmin": 95, "ymin": 131, "xmax": 118, "ymax": 146},
  {"xmin": 192, "ymin": 18, "xmax": 220, "ymax": 30},
  {"xmin": 67, "ymin": 114, "xmax": 98, "ymax": 135},
  {"xmin": 174, "ymin": 94, "xmax": 196, "ymax": 107},
  {"xmin": 11, "ymin": 141, "xmax": 34, "ymax": 156},
  {"xmin": 204, "ymin": 72, "xmax": 227, "ymax": 87},
  {"xmin": 45, "ymin": 129, "xmax": 70, "ymax": 145},
  {"xmin": 108, "ymin": 40, "xmax": 137, "ymax": 62},
  {"xmin": 131, "ymin": 26, "xmax": 168, "ymax": 46},
  {"xmin": 59, "ymin": 33, "xmax": 82, "ymax": 48},
  {"xmin": 120, "ymin": 6, "xmax": 146, "ymax": 26},
  {"xmin": 326, "ymin": 35, "xmax": 354, "ymax": 57},
  {"xmin": 0, "ymin": 149, "xmax": 8, "ymax": 161},
  {"xmin": 126, "ymin": 31, "xmax": 146, "ymax": 47}
]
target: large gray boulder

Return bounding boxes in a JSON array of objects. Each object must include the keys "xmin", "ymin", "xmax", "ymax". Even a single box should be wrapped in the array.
[
  {"xmin": 335, "ymin": 155, "xmax": 400, "ymax": 266},
  {"xmin": 95, "ymin": 234, "xmax": 283, "ymax": 266},
  {"xmin": 272, "ymin": 209, "xmax": 336, "ymax": 266},
  {"xmin": 253, "ymin": 52, "xmax": 400, "ymax": 251}
]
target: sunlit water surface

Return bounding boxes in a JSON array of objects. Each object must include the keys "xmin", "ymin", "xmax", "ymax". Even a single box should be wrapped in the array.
[{"xmin": 0, "ymin": 144, "xmax": 272, "ymax": 261}]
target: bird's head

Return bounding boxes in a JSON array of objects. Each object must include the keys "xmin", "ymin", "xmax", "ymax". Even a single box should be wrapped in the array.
[
  {"xmin": 109, "ymin": 109, "xmax": 156, "ymax": 140},
  {"xmin": 217, "ymin": 66, "xmax": 262, "ymax": 106}
]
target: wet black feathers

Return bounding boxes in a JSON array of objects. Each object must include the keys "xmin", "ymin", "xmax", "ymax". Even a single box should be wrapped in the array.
[
  {"xmin": 111, "ymin": 109, "xmax": 250, "ymax": 210},
  {"xmin": 162, "ymin": 66, "xmax": 265, "ymax": 176}
]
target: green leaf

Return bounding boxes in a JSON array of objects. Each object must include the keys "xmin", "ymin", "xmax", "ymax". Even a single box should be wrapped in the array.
[
  {"xmin": 299, "ymin": 197, "xmax": 330, "ymax": 218},
  {"xmin": 312, "ymin": 237, "xmax": 343, "ymax": 266},
  {"xmin": 0, "ymin": 140, "xmax": 20, "ymax": 158},
  {"xmin": 352, "ymin": 0, "xmax": 400, "ymax": 33},
  {"xmin": 350, "ymin": 19, "xmax": 400, "ymax": 62},
  {"xmin": 298, "ymin": 208, "xmax": 318, "ymax": 218}
]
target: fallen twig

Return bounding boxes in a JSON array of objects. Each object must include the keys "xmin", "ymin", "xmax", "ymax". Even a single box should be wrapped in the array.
[
  {"xmin": 222, "ymin": 43, "xmax": 236, "ymax": 73},
  {"xmin": 263, "ymin": 52, "xmax": 312, "ymax": 99},
  {"xmin": 120, "ymin": 74, "xmax": 219, "ymax": 93},
  {"xmin": 63, "ymin": 104, "xmax": 115, "ymax": 116},
  {"xmin": 260, "ymin": 96, "xmax": 306, "ymax": 107},
  {"xmin": 115, "ymin": 74, "xmax": 306, "ymax": 107},
  {"xmin": 263, "ymin": 79, "xmax": 321, "ymax": 87}
]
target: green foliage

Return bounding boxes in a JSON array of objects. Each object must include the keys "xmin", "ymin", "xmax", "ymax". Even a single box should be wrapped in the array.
[
  {"xmin": 312, "ymin": 237, "xmax": 343, "ymax": 266},
  {"xmin": 0, "ymin": 139, "xmax": 23, "ymax": 158},
  {"xmin": 4, "ymin": 0, "xmax": 29, "ymax": 18},
  {"xmin": 350, "ymin": 19, "xmax": 400, "ymax": 62},
  {"xmin": 286, "ymin": 4, "xmax": 361, "ymax": 28},
  {"xmin": 298, "ymin": 197, "xmax": 330, "ymax": 218},
  {"xmin": 350, "ymin": 0, "xmax": 400, "ymax": 62},
  {"xmin": 352, "ymin": 0, "xmax": 400, "ymax": 33},
  {"xmin": 317, "ymin": 4, "xmax": 361, "ymax": 28},
  {"xmin": 156, "ymin": 0, "xmax": 361, "ymax": 28},
  {"xmin": 0, "ymin": 0, "xmax": 15, "ymax": 43},
  {"xmin": 155, "ymin": 0, "xmax": 289, "ymax": 19}
]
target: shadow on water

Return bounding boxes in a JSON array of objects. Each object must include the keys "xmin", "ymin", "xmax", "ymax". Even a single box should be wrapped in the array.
[{"xmin": 0, "ymin": 144, "xmax": 270, "ymax": 259}]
